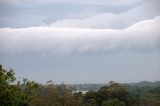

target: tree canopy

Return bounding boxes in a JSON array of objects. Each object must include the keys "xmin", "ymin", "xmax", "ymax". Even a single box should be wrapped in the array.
[{"xmin": 0, "ymin": 65, "xmax": 160, "ymax": 106}]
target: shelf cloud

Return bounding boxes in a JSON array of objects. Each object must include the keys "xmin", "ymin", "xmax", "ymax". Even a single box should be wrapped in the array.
[
  {"xmin": 0, "ymin": 16, "xmax": 160, "ymax": 56},
  {"xmin": 0, "ymin": 0, "xmax": 160, "ymax": 83}
]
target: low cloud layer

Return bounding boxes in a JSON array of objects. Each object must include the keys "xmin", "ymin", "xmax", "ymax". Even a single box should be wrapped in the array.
[
  {"xmin": 0, "ymin": 0, "xmax": 141, "ymax": 6},
  {"xmin": 0, "ymin": 0, "xmax": 160, "ymax": 83},
  {"xmin": 0, "ymin": 0, "xmax": 159, "ymax": 28},
  {"xmin": 50, "ymin": 0, "xmax": 160, "ymax": 29},
  {"xmin": 0, "ymin": 16, "xmax": 160, "ymax": 57}
]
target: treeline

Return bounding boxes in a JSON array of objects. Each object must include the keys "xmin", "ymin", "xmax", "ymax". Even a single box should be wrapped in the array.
[
  {"xmin": 70, "ymin": 81, "xmax": 160, "ymax": 92},
  {"xmin": 70, "ymin": 83, "xmax": 106, "ymax": 91},
  {"xmin": 0, "ymin": 65, "xmax": 160, "ymax": 106}
]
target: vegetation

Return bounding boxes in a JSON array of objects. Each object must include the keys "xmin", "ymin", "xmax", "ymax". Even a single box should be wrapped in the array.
[{"xmin": 0, "ymin": 65, "xmax": 160, "ymax": 106}]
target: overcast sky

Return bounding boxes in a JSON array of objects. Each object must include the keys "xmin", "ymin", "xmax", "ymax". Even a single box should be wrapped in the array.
[{"xmin": 0, "ymin": 0, "xmax": 160, "ymax": 84}]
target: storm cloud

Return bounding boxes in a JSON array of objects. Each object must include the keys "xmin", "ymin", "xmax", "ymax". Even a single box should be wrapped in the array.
[
  {"xmin": 0, "ymin": 0, "xmax": 160, "ymax": 83},
  {"xmin": 0, "ymin": 16, "xmax": 160, "ymax": 57}
]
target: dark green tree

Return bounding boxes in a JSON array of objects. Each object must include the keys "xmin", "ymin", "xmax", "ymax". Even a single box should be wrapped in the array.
[
  {"xmin": 0, "ymin": 65, "xmax": 28, "ymax": 106},
  {"xmin": 102, "ymin": 98, "xmax": 125, "ymax": 106}
]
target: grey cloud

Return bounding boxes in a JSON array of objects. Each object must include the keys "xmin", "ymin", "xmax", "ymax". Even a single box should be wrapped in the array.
[
  {"xmin": 0, "ymin": 0, "xmax": 141, "ymax": 6},
  {"xmin": 1, "ymin": 0, "xmax": 159, "ymax": 28},
  {"xmin": 50, "ymin": 0, "xmax": 160, "ymax": 29},
  {"xmin": 0, "ymin": 0, "xmax": 144, "ymax": 28}
]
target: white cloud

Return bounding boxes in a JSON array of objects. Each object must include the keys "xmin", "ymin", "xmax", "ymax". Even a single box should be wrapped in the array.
[
  {"xmin": 50, "ymin": 0, "xmax": 160, "ymax": 29},
  {"xmin": 50, "ymin": 13, "xmax": 116, "ymax": 29},
  {"xmin": 1, "ymin": 0, "xmax": 159, "ymax": 28},
  {"xmin": 0, "ymin": 16, "xmax": 160, "ymax": 56}
]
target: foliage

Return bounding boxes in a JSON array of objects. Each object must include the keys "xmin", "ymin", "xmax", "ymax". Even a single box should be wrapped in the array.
[
  {"xmin": 0, "ymin": 65, "xmax": 160, "ymax": 106},
  {"xmin": 102, "ymin": 98, "xmax": 125, "ymax": 106}
]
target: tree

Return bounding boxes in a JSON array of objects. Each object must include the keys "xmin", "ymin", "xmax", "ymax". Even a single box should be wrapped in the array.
[
  {"xmin": 0, "ymin": 65, "xmax": 28, "ymax": 106},
  {"xmin": 0, "ymin": 65, "xmax": 16, "ymax": 85},
  {"xmin": 83, "ymin": 91, "xmax": 98, "ymax": 106},
  {"xmin": 102, "ymin": 99, "xmax": 125, "ymax": 106},
  {"xmin": 97, "ymin": 83, "xmax": 136, "ymax": 106}
]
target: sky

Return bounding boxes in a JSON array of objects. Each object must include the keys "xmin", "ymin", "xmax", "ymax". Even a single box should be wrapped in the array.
[{"xmin": 0, "ymin": 0, "xmax": 160, "ymax": 84}]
